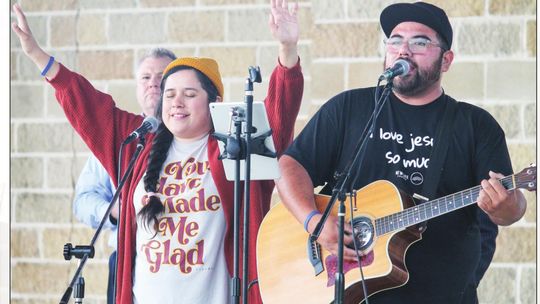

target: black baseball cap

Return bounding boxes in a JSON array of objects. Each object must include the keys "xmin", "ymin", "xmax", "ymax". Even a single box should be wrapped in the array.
[{"xmin": 380, "ymin": 2, "xmax": 453, "ymax": 49}]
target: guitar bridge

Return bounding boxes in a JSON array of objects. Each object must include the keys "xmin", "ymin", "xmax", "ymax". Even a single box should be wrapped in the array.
[{"xmin": 307, "ymin": 238, "xmax": 324, "ymax": 276}]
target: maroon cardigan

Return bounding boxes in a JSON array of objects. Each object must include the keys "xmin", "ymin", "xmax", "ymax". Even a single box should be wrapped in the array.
[{"xmin": 49, "ymin": 61, "xmax": 303, "ymax": 303}]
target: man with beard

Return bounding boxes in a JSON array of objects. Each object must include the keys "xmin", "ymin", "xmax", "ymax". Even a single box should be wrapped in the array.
[{"xmin": 275, "ymin": 2, "xmax": 526, "ymax": 303}]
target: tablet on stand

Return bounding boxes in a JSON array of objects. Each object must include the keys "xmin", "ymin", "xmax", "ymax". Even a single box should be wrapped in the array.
[{"xmin": 210, "ymin": 101, "xmax": 280, "ymax": 181}]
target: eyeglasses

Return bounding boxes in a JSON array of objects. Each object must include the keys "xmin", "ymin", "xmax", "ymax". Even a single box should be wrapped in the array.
[{"xmin": 384, "ymin": 37, "xmax": 443, "ymax": 54}]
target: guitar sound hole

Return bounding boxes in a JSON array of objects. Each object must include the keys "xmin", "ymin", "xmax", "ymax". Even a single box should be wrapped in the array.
[{"xmin": 349, "ymin": 216, "xmax": 375, "ymax": 253}]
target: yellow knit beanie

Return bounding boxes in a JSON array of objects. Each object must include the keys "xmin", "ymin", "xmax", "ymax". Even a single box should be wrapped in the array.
[{"xmin": 162, "ymin": 57, "xmax": 224, "ymax": 98}]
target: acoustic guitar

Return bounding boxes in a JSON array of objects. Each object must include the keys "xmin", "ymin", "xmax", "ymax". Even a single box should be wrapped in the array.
[{"xmin": 256, "ymin": 165, "xmax": 536, "ymax": 303}]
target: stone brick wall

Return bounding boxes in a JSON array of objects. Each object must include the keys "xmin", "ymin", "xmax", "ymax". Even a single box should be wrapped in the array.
[{"xmin": 9, "ymin": 0, "xmax": 536, "ymax": 303}]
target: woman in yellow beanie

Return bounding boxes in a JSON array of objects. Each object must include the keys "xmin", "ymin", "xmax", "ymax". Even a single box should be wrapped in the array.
[{"xmin": 12, "ymin": 0, "xmax": 303, "ymax": 303}]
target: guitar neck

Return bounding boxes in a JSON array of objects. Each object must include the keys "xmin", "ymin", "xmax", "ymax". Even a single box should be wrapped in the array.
[{"xmin": 375, "ymin": 175, "xmax": 516, "ymax": 236}]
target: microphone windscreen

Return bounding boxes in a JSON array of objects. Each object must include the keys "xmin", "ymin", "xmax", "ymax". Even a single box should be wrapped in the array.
[
  {"xmin": 143, "ymin": 116, "xmax": 159, "ymax": 133},
  {"xmin": 394, "ymin": 59, "xmax": 410, "ymax": 76}
]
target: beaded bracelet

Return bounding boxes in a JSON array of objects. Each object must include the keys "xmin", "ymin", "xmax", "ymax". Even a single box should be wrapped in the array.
[
  {"xmin": 41, "ymin": 56, "xmax": 55, "ymax": 76},
  {"xmin": 303, "ymin": 210, "xmax": 321, "ymax": 233}
]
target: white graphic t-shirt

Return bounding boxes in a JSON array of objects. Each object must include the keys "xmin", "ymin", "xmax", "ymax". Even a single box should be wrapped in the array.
[{"xmin": 132, "ymin": 135, "xmax": 230, "ymax": 304}]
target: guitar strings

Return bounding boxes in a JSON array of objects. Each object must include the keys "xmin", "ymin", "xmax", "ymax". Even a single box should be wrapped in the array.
[{"xmin": 374, "ymin": 175, "xmax": 514, "ymax": 236}]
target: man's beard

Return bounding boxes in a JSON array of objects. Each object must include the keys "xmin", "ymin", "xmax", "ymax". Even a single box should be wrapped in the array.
[{"xmin": 386, "ymin": 55, "xmax": 443, "ymax": 97}]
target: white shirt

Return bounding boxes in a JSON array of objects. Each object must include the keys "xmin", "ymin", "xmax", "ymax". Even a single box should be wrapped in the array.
[{"xmin": 133, "ymin": 135, "xmax": 230, "ymax": 304}]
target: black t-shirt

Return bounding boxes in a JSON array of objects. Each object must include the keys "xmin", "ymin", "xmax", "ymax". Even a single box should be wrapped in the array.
[{"xmin": 285, "ymin": 87, "xmax": 513, "ymax": 303}]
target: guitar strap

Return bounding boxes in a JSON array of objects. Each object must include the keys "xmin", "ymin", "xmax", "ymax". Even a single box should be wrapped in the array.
[{"xmin": 420, "ymin": 95, "xmax": 458, "ymax": 201}]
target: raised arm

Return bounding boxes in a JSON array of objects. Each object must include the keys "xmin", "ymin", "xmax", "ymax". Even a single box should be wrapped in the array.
[
  {"xmin": 269, "ymin": 0, "xmax": 299, "ymax": 68},
  {"xmin": 11, "ymin": 3, "xmax": 59, "ymax": 79},
  {"xmin": 12, "ymin": 3, "xmax": 142, "ymax": 185},
  {"xmin": 264, "ymin": 0, "xmax": 304, "ymax": 155}
]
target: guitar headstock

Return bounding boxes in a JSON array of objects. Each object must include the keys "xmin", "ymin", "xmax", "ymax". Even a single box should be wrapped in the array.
[{"xmin": 515, "ymin": 164, "xmax": 537, "ymax": 192}]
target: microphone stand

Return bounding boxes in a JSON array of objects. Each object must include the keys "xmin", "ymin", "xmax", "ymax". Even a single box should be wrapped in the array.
[
  {"xmin": 59, "ymin": 137, "xmax": 147, "ymax": 304},
  {"xmin": 212, "ymin": 66, "xmax": 262, "ymax": 304},
  {"xmin": 213, "ymin": 105, "xmax": 245, "ymax": 304},
  {"xmin": 242, "ymin": 66, "xmax": 262, "ymax": 304},
  {"xmin": 310, "ymin": 82, "xmax": 394, "ymax": 304}
]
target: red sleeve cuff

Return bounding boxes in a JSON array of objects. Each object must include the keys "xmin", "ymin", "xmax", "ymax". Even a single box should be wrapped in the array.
[
  {"xmin": 276, "ymin": 56, "xmax": 303, "ymax": 79},
  {"xmin": 46, "ymin": 63, "xmax": 73, "ymax": 90}
]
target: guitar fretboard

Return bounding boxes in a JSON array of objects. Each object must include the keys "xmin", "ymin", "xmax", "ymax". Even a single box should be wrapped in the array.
[{"xmin": 374, "ymin": 176, "xmax": 515, "ymax": 236}]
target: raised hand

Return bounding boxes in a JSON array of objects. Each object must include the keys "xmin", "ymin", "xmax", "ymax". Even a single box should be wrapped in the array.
[
  {"xmin": 269, "ymin": 0, "xmax": 299, "ymax": 46},
  {"xmin": 269, "ymin": 0, "xmax": 299, "ymax": 68},
  {"xmin": 12, "ymin": 4, "xmax": 41, "ymax": 58},
  {"xmin": 12, "ymin": 3, "xmax": 58, "ymax": 77}
]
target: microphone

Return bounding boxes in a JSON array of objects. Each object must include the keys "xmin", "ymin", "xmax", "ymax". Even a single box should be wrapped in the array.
[
  {"xmin": 378, "ymin": 59, "xmax": 410, "ymax": 81},
  {"xmin": 123, "ymin": 116, "xmax": 159, "ymax": 144}
]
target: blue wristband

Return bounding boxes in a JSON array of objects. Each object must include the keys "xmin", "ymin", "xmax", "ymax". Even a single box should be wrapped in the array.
[
  {"xmin": 303, "ymin": 210, "xmax": 321, "ymax": 233},
  {"xmin": 41, "ymin": 56, "xmax": 55, "ymax": 76}
]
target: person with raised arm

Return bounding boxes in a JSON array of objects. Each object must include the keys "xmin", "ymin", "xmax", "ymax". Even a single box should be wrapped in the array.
[{"xmin": 12, "ymin": 0, "xmax": 303, "ymax": 302}]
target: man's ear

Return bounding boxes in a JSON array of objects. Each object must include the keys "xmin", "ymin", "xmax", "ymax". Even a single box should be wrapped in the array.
[{"xmin": 441, "ymin": 50, "xmax": 454, "ymax": 72}]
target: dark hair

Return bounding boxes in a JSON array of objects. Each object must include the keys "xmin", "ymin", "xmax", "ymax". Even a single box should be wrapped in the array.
[
  {"xmin": 139, "ymin": 66, "xmax": 219, "ymax": 232},
  {"xmin": 435, "ymin": 32, "xmax": 449, "ymax": 52},
  {"xmin": 139, "ymin": 123, "xmax": 173, "ymax": 232}
]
